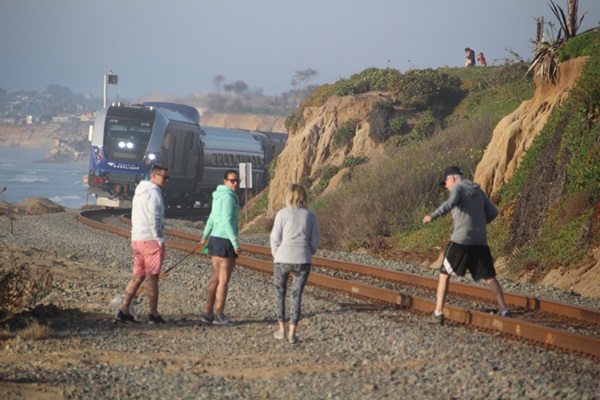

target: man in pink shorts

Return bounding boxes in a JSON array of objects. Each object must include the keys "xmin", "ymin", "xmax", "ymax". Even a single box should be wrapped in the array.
[{"xmin": 117, "ymin": 165, "xmax": 169, "ymax": 324}]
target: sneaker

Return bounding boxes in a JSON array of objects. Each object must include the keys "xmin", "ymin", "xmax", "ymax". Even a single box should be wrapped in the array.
[
  {"xmin": 274, "ymin": 330, "xmax": 285, "ymax": 340},
  {"xmin": 200, "ymin": 314, "xmax": 214, "ymax": 325},
  {"xmin": 148, "ymin": 314, "xmax": 166, "ymax": 324},
  {"xmin": 115, "ymin": 309, "xmax": 138, "ymax": 324},
  {"xmin": 288, "ymin": 335, "xmax": 298, "ymax": 344},
  {"xmin": 213, "ymin": 315, "xmax": 233, "ymax": 326},
  {"xmin": 499, "ymin": 310, "xmax": 511, "ymax": 317},
  {"xmin": 427, "ymin": 312, "xmax": 444, "ymax": 326}
]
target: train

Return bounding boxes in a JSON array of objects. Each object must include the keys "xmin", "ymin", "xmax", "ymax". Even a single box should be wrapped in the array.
[{"xmin": 86, "ymin": 101, "xmax": 285, "ymax": 208}]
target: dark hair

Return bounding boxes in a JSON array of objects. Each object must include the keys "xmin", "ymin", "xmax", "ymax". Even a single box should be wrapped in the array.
[
  {"xmin": 223, "ymin": 169, "xmax": 238, "ymax": 180},
  {"xmin": 465, "ymin": 47, "xmax": 471, "ymax": 52},
  {"xmin": 151, "ymin": 164, "xmax": 168, "ymax": 175}
]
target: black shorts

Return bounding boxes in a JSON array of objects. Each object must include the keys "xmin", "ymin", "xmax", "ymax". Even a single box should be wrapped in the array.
[
  {"xmin": 439, "ymin": 242, "xmax": 496, "ymax": 281},
  {"xmin": 208, "ymin": 236, "xmax": 238, "ymax": 258}
]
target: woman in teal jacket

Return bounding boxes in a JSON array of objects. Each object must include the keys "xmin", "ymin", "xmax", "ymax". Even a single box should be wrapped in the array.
[{"xmin": 200, "ymin": 170, "xmax": 241, "ymax": 325}]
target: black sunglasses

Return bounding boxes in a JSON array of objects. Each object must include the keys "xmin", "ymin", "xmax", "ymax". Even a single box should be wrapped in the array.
[{"xmin": 227, "ymin": 178, "xmax": 241, "ymax": 183}]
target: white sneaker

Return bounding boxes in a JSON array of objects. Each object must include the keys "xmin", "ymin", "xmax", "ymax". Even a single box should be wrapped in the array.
[{"xmin": 213, "ymin": 315, "xmax": 233, "ymax": 326}]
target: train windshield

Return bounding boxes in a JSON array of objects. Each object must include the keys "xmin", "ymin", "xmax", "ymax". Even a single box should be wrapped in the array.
[{"xmin": 103, "ymin": 118, "xmax": 153, "ymax": 161}]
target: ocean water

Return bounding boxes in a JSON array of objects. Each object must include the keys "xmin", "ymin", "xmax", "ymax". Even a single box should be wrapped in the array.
[{"xmin": 0, "ymin": 147, "xmax": 93, "ymax": 209}]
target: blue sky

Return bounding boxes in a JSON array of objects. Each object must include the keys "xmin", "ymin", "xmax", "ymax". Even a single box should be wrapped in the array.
[{"xmin": 1, "ymin": 0, "xmax": 599, "ymax": 102}]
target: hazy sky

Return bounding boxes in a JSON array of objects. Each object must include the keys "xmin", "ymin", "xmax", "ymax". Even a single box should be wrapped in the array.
[{"xmin": 1, "ymin": 0, "xmax": 599, "ymax": 102}]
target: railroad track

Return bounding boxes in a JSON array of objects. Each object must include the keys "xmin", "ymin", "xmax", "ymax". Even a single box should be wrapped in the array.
[{"xmin": 77, "ymin": 209, "xmax": 600, "ymax": 359}]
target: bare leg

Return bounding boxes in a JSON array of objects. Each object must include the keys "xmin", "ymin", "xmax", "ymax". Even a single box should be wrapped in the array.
[
  {"xmin": 121, "ymin": 275, "xmax": 145, "ymax": 315},
  {"xmin": 205, "ymin": 258, "xmax": 220, "ymax": 317},
  {"xmin": 146, "ymin": 274, "xmax": 159, "ymax": 315},
  {"xmin": 214, "ymin": 257, "xmax": 235, "ymax": 316},
  {"xmin": 434, "ymin": 273, "xmax": 451, "ymax": 314},
  {"xmin": 487, "ymin": 277, "xmax": 508, "ymax": 312},
  {"xmin": 289, "ymin": 324, "xmax": 297, "ymax": 338}
]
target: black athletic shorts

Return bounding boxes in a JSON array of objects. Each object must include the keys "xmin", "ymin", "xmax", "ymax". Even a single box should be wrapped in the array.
[
  {"xmin": 439, "ymin": 241, "xmax": 496, "ymax": 281},
  {"xmin": 208, "ymin": 237, "xmax": 238, "ymax": 258}
]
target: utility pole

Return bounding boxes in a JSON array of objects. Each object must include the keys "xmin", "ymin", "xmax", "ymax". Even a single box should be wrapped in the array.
[{"xmin": 103, "ymin": 69, "xmax": 118, "ymax": 108}]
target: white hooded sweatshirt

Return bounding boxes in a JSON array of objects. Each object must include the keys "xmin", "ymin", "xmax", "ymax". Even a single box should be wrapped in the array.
[{"xmin": 131, "ymin": 180, "xmax": 165, "ymax": 246}]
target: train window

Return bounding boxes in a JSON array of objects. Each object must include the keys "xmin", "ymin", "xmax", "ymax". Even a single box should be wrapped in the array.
[
  {"xmin": 228, "ymin": 154, "xmax": 234, "ymax": 165},
  {"xmin": 104, "ymin": 118, "xmax": 152, "ymax": 161},
  {"xmin": 212, "ymin": 154, "xmax": 217, "ymax": 165},
  {"xmin": 235, "ymin": 155, "xmax": 240, "ymax": 164},
  {"xmin": 217, "ymin": 154, "xmax": 223, "ymax": 165}
]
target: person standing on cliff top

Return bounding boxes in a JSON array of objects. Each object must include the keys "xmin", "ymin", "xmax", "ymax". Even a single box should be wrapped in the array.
[{"xmin": 422, "ymin": 166, "xmax": 509, "ymax": 325}]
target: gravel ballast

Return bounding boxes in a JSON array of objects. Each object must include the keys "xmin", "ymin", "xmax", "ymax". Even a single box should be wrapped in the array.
[{"xmin": 0, "ymin": 210, "xmax": 598, "ymax": 399}]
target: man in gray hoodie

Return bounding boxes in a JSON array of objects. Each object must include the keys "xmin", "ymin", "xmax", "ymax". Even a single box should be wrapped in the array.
[
  {"xmin": 117, "ymin": 165, "xmax": 169, "ymax": 324},
  {"xmin": 422, "ymin": 166, "xmax": 509, "ymax": 325}
]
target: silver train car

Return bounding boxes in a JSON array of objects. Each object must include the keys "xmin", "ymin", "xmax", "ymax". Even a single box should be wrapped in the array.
[{"xmin": 86, "ymin": 102, "xmax": 281, "ymax": 208}]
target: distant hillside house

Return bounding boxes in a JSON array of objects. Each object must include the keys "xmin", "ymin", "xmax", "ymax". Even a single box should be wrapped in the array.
[{"xmin": 80, "ymin": 112, "xmax": 96, "ymax": 122}]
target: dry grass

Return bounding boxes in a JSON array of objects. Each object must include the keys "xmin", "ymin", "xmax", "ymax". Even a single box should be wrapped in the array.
[
  {"xmin": 316, "ymin": 113, "xmax": 496, "ymax": 250},
  {"xmin": 0, "ymin": 247, "xmax": 53, "ymax": 322},
  {"xmin": 0, "ymin": 319, "xmax": 52, "ymax": 341}
]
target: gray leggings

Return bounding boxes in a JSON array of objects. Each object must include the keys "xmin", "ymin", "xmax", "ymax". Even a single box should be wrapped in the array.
[{"xmin": 274, "ymin": 263, "xmax": 311, "ymax": 325}]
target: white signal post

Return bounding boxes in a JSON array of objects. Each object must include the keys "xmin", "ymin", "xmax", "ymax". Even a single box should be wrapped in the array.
[
  {"xmin": 239, "ymin": 163, "xmax": 253, "ymax": 220},
  {"xmin": 103, "ymin": 69, "xmax": 118, "ymax": 108}
]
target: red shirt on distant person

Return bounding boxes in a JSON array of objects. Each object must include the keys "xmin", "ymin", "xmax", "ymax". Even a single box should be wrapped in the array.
[{"xmin": 477, "ymin": 52, "xmax": 487, "ymax": 66}]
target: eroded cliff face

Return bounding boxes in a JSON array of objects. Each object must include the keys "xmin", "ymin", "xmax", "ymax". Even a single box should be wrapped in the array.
[
  {"xmin": 267, "ymin": 93, "xmax": 393, "ymax": 212},
  {"xmin": 474, "ymin": 57, "xmax": 588, "ymax": 196},
  {"xmin": 0, "ymin": 124, "xmax": 61, "ymax": 148}
]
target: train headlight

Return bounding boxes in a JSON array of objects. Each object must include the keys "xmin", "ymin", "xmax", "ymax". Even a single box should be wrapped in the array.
[
  {"xmin": 127, "ymin": 142, "xmax": 134, "ymax": 149},
  {"xmin": 147, "ymin": 153, "xmax": 157, "ymax": 161},
  {"xmin": 118, "ymin": 141, "xmax": 126, "ymax": 148}
]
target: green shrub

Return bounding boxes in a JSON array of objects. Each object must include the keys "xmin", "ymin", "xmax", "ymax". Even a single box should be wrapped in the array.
[
  {"xmin": 298, "ymin": 175, "xmax": 314, "ymax": 188},
  {"xmin": 268, "ymin": 157, "xmax": 277, "ymax": 179},
  {"xmin": 312, "ymin": 165, "xmax": 340, "ymax": 196},
  {"xmin": 367, "ymin": 101, "xmax": 394, "ymax": 143},
  {"xmin": 335, "ymin": 68, "xmax": 402, "ymax": 96},
  {"xmin": 342, "ymin": 155, "xmax": 368, "ymax": 168},
  {"xmin": 389, "ymin": 117, "xmax": 409, "ymax": 135},
  {"xmin": 558, "ymin": 29, "xmax": 598, "ymax": 62},
  {"xmin": 510, "ymin": 208, "xmax": 594, "ymax": 270},
  {"xmin": 284, "ymin": 114, "xmax": 297, "ymax": 133},
  {"xmin": 409, "ymin": 111, "xmax": 438, "ymax": 141},
  {"xmin": 569, "ymin": 30, "xmax": 600, "ymax": 118},
  {"xmin": 395, "ymin": 69, "xmax": 463, "ymax": 111},
  {"xmin": 332, "ymin": 119, "xmax": 358, "ymax": 148}
]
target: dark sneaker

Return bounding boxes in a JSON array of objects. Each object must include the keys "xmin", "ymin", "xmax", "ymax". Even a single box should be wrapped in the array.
[
  {"xmin": 288, "ymin": 335, "xmax": 298, "ymax": 344},
  {"xmin": 499, "ymin": 310, "xmax": 511, "ymax": 317},
  {"xmin": 200, "ymin": 314, "xmax": 214, "ymax": 325},
  {"xmin": 115, "ymin": 309, "xmax": 138, "ymax": 324},
  {"xmin": 148, "ymin": 314, "xmax": 166, "ymax": 324},
  {"xmin": 427, "ymin": 313, "xmax": 444, "ymax": 326},
  {"xmin": 213, "ymin": 315, "xmax": 233, "ymax": 326}
]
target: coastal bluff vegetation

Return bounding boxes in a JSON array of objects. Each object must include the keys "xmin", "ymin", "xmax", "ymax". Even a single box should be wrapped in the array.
[{"xmin": 1, "ymin": 31, "xmax": 598, "ymax": 299}]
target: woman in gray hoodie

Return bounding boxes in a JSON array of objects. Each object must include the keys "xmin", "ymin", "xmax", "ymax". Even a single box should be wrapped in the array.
[{"xmin": 270, "ymin": 184, "xmax": 320, "ymax": 343}]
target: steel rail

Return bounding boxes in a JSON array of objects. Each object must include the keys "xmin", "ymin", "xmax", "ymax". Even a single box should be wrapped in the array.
[
  {"xmin": 120, "ymin": 217, "xmax": 600, "ymax": 326},
  {"xmin": 77, "ymin": 210, "xmax": 600, "ymax": 358}
]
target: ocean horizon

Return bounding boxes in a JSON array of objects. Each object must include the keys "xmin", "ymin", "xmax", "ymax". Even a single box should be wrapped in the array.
[{"xmin": 0, "ymin": 147, "xmax": 93, "ymax": 209}]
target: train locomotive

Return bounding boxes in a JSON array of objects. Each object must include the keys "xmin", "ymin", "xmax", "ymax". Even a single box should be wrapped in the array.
[{"xmin": 86, "ymin": 101, "xmax": 279, "ymax": 208}]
